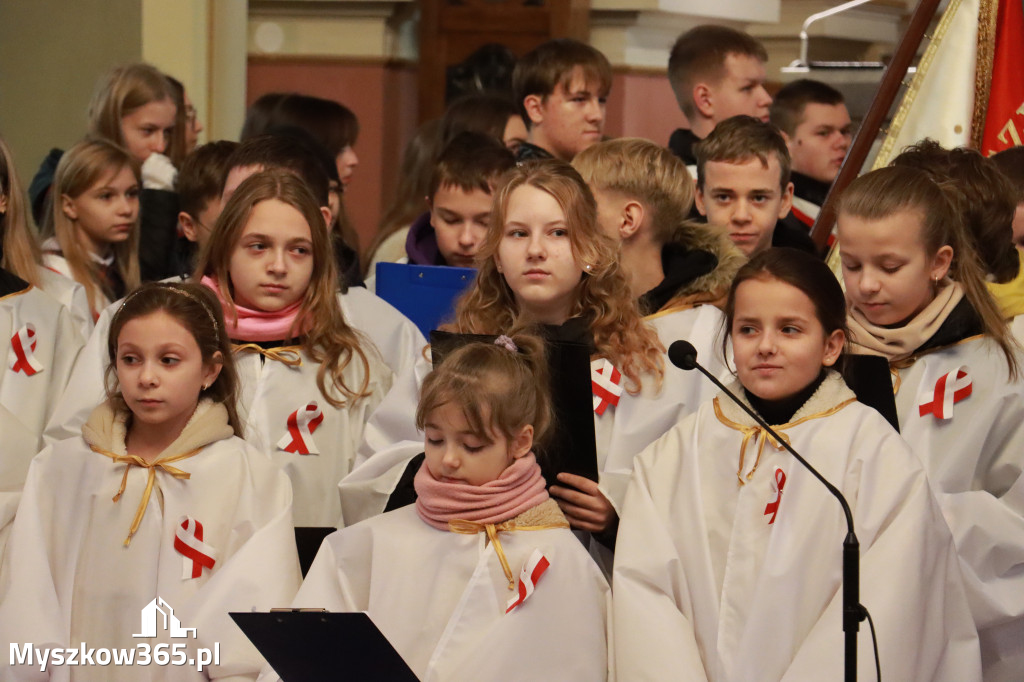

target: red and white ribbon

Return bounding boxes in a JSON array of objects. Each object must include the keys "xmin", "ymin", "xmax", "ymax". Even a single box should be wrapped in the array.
[
  {"xmin": 174, "ymin": 516, "xmax": 217, "ymax": 579},
  {"xmin": 763, "ymin": 467, "xmax": 787, "ymax": 525},
  {"xmin": 506, "ymin": 549, "xmax": 550, "ymax": 614},
  {"xmin": 591, "ymin": 359, "xmax": 623, "ymax": 416},
  {"xmin": 918, "ymin": 366, "xmax": 972, "ymax": 420},
  {"xmin": 9, "ymin": 324, "xmax": 43, "ymax": 376},
  {"xmin": 277, "ymin": 401, "xmax": 324, "ymax": 455}
]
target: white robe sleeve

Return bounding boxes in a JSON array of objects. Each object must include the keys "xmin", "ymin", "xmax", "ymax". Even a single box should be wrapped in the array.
[
  {"xmin": 42, "ymin": 299, "xmax": 116, "ymax": 445},
  {"xmin": 36, "ymin": 266, "xmax": 93, "ymax": 340},
  {"xmin": 338, "ymin": 287, "xmax": 425, "ymax": 379},
  {"xmin": 338, "ymin": 352, "xmax": 432, "ymax": 527},
  {"xmin": 611, "ymin": 425, "xmax": 713, "ymax": 681},
  {"xmin": 0, "ymin": 287, "xmax": 85, "ymax": 564},
  {"xmin": 893, "ymin": 340, "xmax": 1024, "ymax": 678}
]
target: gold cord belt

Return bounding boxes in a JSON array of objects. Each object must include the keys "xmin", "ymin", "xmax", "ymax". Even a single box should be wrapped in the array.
[
  {"xmin": 448, "ymin": 518, "xmax": 569, "ymax": 590},
  {"xmin": 232, "ymin": 343, "xmax": 303, "ymax": 367},
  {"xmin": 92, "ymin": 446, "xmax": 202, "ymax": 546}
]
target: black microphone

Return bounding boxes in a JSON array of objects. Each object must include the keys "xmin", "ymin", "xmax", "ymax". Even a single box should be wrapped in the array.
[{"xmin": 669, "ymin": 339, "xmax": 868, "ymax": 682}]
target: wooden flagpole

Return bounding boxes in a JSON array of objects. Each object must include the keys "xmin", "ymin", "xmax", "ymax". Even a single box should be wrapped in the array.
[{"xmin": 811, "ymin": 0, "xmax": 944, "ymax": 249}]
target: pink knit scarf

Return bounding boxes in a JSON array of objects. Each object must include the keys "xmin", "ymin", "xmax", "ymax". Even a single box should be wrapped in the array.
[
  {"xmin": 200, "ymin": 275, "xmax": 307, "ymax": 342},
  {"xmin": 414, "ymin": 454, "xmax": 550, "ymax": 531}
]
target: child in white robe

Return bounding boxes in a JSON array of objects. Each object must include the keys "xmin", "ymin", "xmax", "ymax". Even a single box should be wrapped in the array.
[
  {"xmin": 837, "ymin": 165, "xmax": 1024, "ymax": 681},
  {"xmin": 0, "ymin": 134, "xmax": 92, "ymax": 338},
  {"xmin": 613, "ymin": 248, "xmax": 981, "ymax": 681},
  {"xmin": 191, "ymin": 168, "xmax": 392, "ymax": 528},
  {"xmin": 42, "ymin": 138, "xmax": 142, "ymax": 321},
  {"xmin": 278, "ymin": 333, "xmax": 609, "ymax": 681},
  {"xmin": 0, "ymin": 282, "xmax": 301, "ymax": 681}
]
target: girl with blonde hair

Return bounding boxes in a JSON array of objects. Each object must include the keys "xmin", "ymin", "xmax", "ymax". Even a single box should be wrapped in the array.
[
  {"xmin": 0, "ymin": 134, "xmax": 92, "ymax": 334},
  {"xmin": 193, "ymin": 168, "xmax": 392, "ymax": 527},
  {"xmin": 44, "ymin": 138, "xmax": 142, "ymax": 319},
  {"xmin": 838, "ymin": 165, "xmax": 1024, "ymax": 680},
  {"xmin": 87, "ymin": 62, "xmax": 181, "ymax": 280},
  {"xmin": 0, "ymin": 137, "xmax": 85, "ymax": 564}
]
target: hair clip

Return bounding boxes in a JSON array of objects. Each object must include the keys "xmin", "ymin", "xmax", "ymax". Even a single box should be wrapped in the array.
[{"xmin": 494, "ymin": 335, "xmax": 517, "ymax": 353}]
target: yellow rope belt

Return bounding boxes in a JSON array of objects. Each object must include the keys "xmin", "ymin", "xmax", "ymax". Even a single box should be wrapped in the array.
[
  {"xmin": 731, "ymin": 425, "xmax": 790, "ymax": 486},
  {"xmin": 448, "ymin": 518, "xmax": 569, "ymax": 590},
  {"xmin": 232, "ymin": 343, "xmax": 303, "ymax": 367},
  {"xmin": 91, "ymin": 446, "xmax": 202, "ymax": 546}
]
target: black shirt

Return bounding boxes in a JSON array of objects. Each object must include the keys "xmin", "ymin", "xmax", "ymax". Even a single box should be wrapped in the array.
[{"xmin": 638, "ymin": 243, "xmax": 718, "ymax": 315}]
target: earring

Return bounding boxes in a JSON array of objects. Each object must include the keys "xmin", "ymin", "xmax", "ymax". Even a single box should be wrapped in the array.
[
  {"xmin": 496, "ymin": 263, "xmax": 503, "ymax": 273},
  {"xmin": 201, "ymin": 383, "xmax": 209, "ymax": 391},
  {"xmin": 585, "ymin": 264, "xmax": 593, "ymax": 272}
]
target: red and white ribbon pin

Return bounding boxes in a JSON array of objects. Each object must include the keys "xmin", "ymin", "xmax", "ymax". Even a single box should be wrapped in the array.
[
  {"xmin": 506, "ymin": 549, "xmax": 550, "ymax": 614},
  {"xmin": 918, "ymin": 366, "xmax": 972, "ymax": 420},
  {"xmin": 9, "ymin": 324, "xmax": 43, "ymax": 376},
  {"xmin": 763, "ymin": 467, "xmax": 787, "ymax": 525},
  {"xmin": 277, "ymin": 401, "xmax": 324, "ymax": 454},
  {"xmin": 591, "ymin": 359, "xmax": 623, "ymax": 416},
  {"xmin": 174, "ymin": 516, "xmax": 217, "ymax": 579}
]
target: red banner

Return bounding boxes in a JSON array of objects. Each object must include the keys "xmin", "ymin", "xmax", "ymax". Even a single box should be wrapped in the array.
[{"xmin": 981, "ymin": 0, "xmax": 1024, "ymax": 155}]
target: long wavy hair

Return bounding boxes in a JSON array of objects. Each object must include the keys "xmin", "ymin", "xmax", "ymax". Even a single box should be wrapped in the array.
[
  {"xmin": 0, "ymin": 135, "xmax": 42, "ymax": 286},
  {"xmin": 453, "ymin": 159, "xmax": 664, "ymax": 392},
  {"xmin": 51, "ymin": 138, "xmax": 142, "ymax": 314},
  {"xmin": 839, "ymin": 165, "xmax": 1019, "ymax": 378},
  {"xmin": 193, "ymin": 169, "xmax": 375, "ymax": 407}
]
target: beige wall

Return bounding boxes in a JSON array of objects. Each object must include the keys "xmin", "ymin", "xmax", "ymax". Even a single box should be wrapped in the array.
[{"xmin": 0, "ymin": 0, "xmax": 142, "ymax": 198}]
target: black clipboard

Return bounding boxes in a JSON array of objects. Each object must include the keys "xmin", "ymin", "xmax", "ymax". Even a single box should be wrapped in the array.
[
  {"xmin": 429, "ymin": 330, "xmax": 599, "ymax": 486},
  {"xmin": 231, "ymin": 611, "xmax": 419, "ymax": 681}
]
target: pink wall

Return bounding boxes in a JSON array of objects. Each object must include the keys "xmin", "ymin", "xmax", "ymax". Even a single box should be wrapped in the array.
[
  {"xmin": 246, "ymin": 58, "xmax": 418, "ymax": 255},
  {"xmin": 605, "ymin": 69, "xmax": 688, "ymax": 145}
]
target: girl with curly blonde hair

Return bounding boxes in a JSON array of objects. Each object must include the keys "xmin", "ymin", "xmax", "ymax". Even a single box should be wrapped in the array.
[{"xmin": 347, "ymin": 160, "xmax": 695, "ymax": 561}]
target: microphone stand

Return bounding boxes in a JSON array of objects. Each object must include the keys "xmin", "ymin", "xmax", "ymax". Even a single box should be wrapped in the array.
[{"xmin": 685, "ymin": 359, "xmax": 865, "ymax": 681}]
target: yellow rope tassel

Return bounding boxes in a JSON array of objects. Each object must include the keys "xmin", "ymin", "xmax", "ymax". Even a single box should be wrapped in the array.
[
  {"xmin": 92, "ymin": 446, "xmax": 202, "ymax": 546},
  {"xmin": 448, "ymin": 518, "xmax": 569, "ymax": 590},
  {"xmin": 232, "ymin": 343, "xmax": 303, "ymax": 367}
]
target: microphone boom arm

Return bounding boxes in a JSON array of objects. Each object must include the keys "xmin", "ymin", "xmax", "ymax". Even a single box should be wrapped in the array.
[{"xmin": 673, "ymin": 342, "xmax": 867, "ymax": 681}]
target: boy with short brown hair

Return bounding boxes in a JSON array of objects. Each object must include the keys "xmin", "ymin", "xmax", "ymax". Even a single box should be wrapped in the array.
[
  {"xmin": 694, "ymin": 115, "xmax": 816, "ymax": 257},
  {"xmin": 667, "ymin": 25, "xmax": 772, "ymax": 167},
  {"xmin": 405, "ymin": 131, "xmax": 515, "ymax": 268},
  {"xmin": 770, "ymin": 79, "xmax": 852, "ymax": 232},
  {"xmin": 512, "ymin": 38, "xmax": 612, "ymax": 162}
]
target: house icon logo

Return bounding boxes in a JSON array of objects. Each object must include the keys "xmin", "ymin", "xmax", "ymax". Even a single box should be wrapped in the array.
[{"xmin": 132, "ymin": 597, "xmax": 197, "ymax": 639}]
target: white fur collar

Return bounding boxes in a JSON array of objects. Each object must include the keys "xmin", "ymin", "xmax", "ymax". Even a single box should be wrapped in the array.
[{"xmin": 715, "ymin": 369, "xmax": 856, "ymax": 428}]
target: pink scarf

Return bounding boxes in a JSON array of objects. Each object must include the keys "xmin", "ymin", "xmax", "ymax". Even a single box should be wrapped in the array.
[
  {"xmin": 414, "ymin": 454, "xmax": 550, "ymax": 531},
  {"xmin": 200, "ymin": 275, "xmax": 307, "ymax": 342}
]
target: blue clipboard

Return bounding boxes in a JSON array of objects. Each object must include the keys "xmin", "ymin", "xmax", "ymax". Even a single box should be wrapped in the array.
[{"xmin": 374, "ymin": 262, "xmax": 476, "ymax": 337}]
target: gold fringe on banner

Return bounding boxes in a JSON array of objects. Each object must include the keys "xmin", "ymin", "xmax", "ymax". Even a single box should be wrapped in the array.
[
  {"xmin": 971, "ymin": 0, "xmax": 999, "ymax": 148},
  {"xmin": 872, "ymin": 0, "xmax": 965, "ymax": 170}
]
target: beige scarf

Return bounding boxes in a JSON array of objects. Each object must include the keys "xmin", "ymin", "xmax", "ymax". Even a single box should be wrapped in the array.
[
  {"xmin": 847, "ymin": 280, "xmax": 963, "ymax": 362},
  {"xmin": 83, "ymin": 398, "xmax": 235, "ymax": 545}
]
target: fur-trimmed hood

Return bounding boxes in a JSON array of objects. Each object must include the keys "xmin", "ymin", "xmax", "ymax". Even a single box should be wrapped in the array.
[{"xmin": 656, "ymin": 219, "xmax": 747, "ymax": 314}]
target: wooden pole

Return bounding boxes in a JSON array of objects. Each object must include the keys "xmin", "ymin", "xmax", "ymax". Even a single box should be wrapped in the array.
[{"xmin": 811, "ymin": 0, "xmax": 944, "ymax": 249}]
